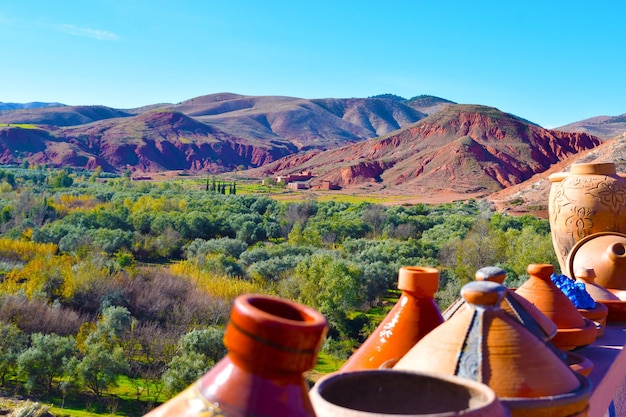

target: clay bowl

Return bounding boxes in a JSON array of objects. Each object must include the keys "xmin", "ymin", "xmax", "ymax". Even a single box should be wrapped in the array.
[{"xmin": 310, "ymin": 369, "xmax": 510, "ymax": 417}]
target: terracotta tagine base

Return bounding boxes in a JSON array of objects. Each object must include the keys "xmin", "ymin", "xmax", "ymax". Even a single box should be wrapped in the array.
[
  {"xmin": 578, "ymin": 302, "xmax": 608, "ymax": 336},
  {"xmin": 602, "ymin": 289, "xmax": 626, "ymax": 322},
  {"xmin": 564, "ymin": 350, "xmax": 594, "ymax": 377},
  {"xmin": 310, "ymin": 369, "xmax": 510, "ymax": 417}
]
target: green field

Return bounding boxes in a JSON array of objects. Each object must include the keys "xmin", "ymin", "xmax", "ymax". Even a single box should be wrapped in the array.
[{"xmin": 0, "ymin": 123, "xmax": 40, "ymax": 129}]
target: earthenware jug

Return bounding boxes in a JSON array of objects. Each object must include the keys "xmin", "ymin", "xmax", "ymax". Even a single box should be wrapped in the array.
[
  {"xmin": 514, "ymin": 264, "xmax": 597, "ymax": 351},
  {"xmin": 310, "ymin": 369, "xmax": 510, "ymax": 417},
  {"xmin": 143, "ymin": 294, "xmax": 328, "ymax": 417},
  {"xmin": 394, "ymin": 280, "xmax": 591, "ymax": 417},
  {"xmin": 548, "ymin": 162, "xmax": 626, "ymax": 273},
  {"xmin": 340, "ymin": 266, "xmax": 443, "ymax": 371}
]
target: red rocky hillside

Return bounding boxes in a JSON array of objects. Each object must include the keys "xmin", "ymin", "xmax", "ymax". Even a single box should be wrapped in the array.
[{"xmin": 256, "ymin": 105, "xmax": 602, "ymax": 196}]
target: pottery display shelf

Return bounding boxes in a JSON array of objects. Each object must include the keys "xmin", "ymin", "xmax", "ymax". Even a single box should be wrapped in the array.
[{"xmin": 576, "ymin": 323, "xmax": 626, "ymax": 417}]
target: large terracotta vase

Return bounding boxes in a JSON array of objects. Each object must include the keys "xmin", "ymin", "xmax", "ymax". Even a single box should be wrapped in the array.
[
  {"xmin": 340, "ymin": 266, "xmax": 443, "ymax": 372},
  {"xmin": 144, "ymin": 294, "xmax": 328, "ymax": 417},
  {"xmin": 548, "ymin": 162, "xmax": 626, "ymax": 273},
  {"xmin": 514, "ymin": 264, "xmax": 597, "ymax": 351},
  {"xmin": 394, "ymin": 280, "xmax": 591, "ymax": 417},
  {"xmin": 310, "ymin": 369, "xmax": 510, "ymax": 417}
]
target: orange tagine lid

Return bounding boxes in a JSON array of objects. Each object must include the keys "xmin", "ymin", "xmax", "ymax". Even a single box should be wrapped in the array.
[
  {"xmin": 394, "ymin": 280, "xmax": 583, "ymax": 400},
  {"xmin": 514, "ymin": 264, "xmax": 597, "ymax": 350},
  {"xmin": 443, "ymin": 266, "xmax": 558, "ymax": 342}
]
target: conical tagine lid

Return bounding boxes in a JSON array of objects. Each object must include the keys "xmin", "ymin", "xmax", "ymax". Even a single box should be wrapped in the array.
[
  {"xmin": 443, "ymin": 266, "xmax": 557, "ymax": 342},
  {"xmin": 514, "ymin": 264, "xmax": 597, "ymax": 350},
  {"xmin": 394, "ymin": 280, "xmax": 581, "ymax": 399}
]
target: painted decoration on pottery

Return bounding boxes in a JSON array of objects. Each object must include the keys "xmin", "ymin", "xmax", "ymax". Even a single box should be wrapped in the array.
[{"xmin": 548, "ymin": 162, "xmax": 626, "ymax": 273}]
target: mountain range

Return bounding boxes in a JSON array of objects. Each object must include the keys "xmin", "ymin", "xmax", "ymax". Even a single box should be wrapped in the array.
[{"xmin": 1, "ymin": 93, "xmax": 625, "ymax": 211}]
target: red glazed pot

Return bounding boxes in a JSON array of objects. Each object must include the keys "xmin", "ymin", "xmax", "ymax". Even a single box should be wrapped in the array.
[
  {"xmin": 514, "ymin": 264, "xmax": 597, "ymax": 351},
  {"xmin": 340, "ymin": 266, "xmax": 443, "ymax": 372},
  {"xmin": 310, "ymin": 369, "xmax": 510, "ymax": 417},
  {"xmin": 144, "ymin": 294, "xmax": 328, "ymax": 417}
]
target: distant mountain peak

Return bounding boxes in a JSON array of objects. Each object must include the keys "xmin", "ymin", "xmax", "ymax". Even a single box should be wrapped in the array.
[
  {"xmin": 406, "ymin": 95, "xmax": 456, "ymax": 106},
  {"xmin": 178, "ymin": 93, "xmax": 246, "ymax": 105},
  {"xmin": 368, "ymin": 94, "xmax": 407, "ymax": 102},
  {"xmin": 0, "ymin": 101, "xmax": 65, "ymax": 111}
]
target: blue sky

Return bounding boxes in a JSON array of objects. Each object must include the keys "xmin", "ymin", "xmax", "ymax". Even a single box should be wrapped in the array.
[{"xmin": 1, "ymin": 1, "xmax": 624, "ymax": 128}]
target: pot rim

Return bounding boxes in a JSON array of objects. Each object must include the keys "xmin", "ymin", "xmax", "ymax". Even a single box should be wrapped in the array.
[
  {"xmin": 310, "ymin": 369, "xmax": 506, "ymax": 417},
  {"xmin": 500, "ymin": 372, "xmax": 591, "ymax": 409}
]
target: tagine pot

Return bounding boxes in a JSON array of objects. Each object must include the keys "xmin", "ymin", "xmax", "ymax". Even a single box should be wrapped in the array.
[
  {"xmin": 310, "ymin": 369, "xmax": 510, "ymax": 417},
  {"xmin": 444, "ymin": 267, "xmax": 592, "ymax": 376},
  {"xmin": 514, "ymin": 264, "xmax": 597, "ymax": 350},
  {"xmin": 144, "ymin": 294, "xmax": 328, "ymax": 417},
  {"xmin": 394, "ymin": 280, "xmax": 591, "ymax": 417},
  {"xmin": 548, "ymin": 162, "xmax": 626, "ymax": 273},
  {"xmin": 573, "ymin": 266, "xmax": 626, "ymax": 323},
  {"xmin": 443, "ymin": 266, "xmax": 557, "ymax": 342},
  {"xmin": 340, "ymin": 266, "xmax": 443, "ymax": 372}
]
